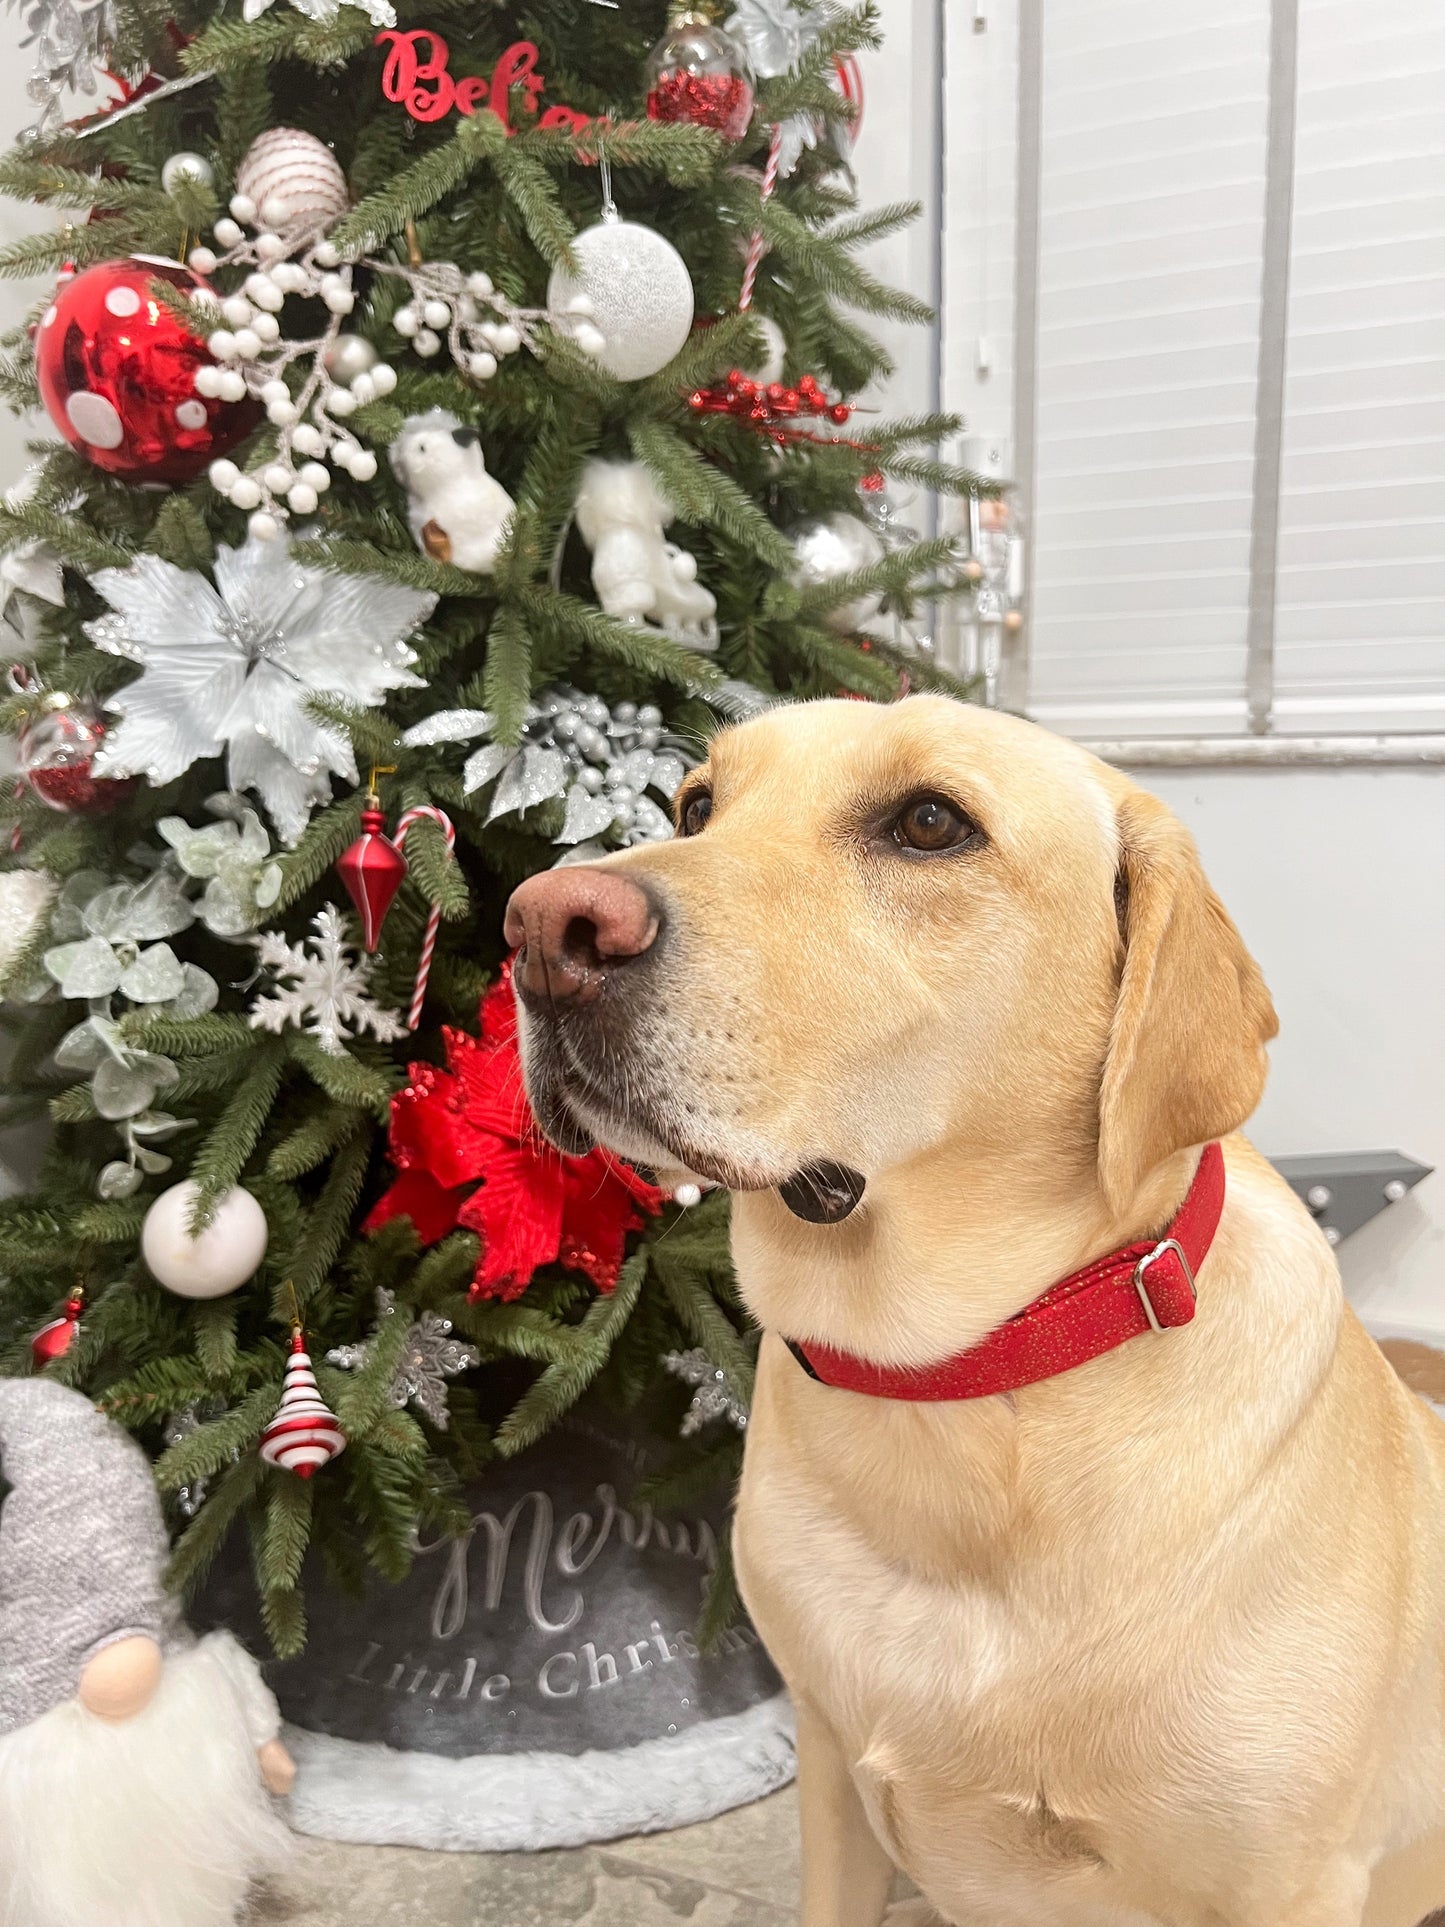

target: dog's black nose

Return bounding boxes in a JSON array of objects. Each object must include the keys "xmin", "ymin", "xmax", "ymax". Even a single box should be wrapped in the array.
[{"xmin": 504, "ymin": 867, "xmax": 660, "ymax": 1005}]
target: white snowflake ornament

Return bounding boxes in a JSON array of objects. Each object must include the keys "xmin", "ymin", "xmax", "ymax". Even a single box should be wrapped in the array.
[
  {"xmin": 85, "ymin": 535, "xmax": 434, "ymax": 844},
  {"xmin": 250, "ymin": 904, "xmax": 406, "ymax": 1055}
]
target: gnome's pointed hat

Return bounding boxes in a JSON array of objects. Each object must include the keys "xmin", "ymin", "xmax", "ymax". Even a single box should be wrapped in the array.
[{"xmin": 0, "ymin": 1378, "xmax": 179, "ymax": 1735}]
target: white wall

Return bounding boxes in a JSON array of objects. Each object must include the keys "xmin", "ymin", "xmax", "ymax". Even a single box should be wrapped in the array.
[{"xmin": 1128, "ymin": 765, "xmax": 1445, "ymax": 1324}]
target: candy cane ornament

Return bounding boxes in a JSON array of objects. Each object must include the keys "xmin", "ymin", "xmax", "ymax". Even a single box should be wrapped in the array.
[
  {"xmin": 391, "ymin": 805, "xmax": 456, "ymax": 1029},
  {"xmin": 336, "ymin": 795, "xmax": 457, "ymax": 1029},
  {"xmin": 738, "ymin": 124, "xmax": 783, "ymax": 314}
]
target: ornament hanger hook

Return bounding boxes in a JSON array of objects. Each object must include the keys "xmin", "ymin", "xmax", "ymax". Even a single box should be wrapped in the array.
[
  {"xmin": 597, "ymin": 140, "xmax": 616, "ymax": 223},
  {"xmin": 366, "ymin": 762, "xmax": 397, "ymax": 805}
]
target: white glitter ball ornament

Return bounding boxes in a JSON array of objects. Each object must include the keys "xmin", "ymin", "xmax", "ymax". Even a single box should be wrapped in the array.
[
  {"xmin": 786, "ymin": 511, "xmax": 886, "ymax": 632},
  {"xmin": 234, "ymin": 128, "xmax": 349, "ymax": 234},
  {"xmin": 547, "ymin": 218, "xmax": 694, "ymax": 381},
  {"xmin": 141, "ymin": 1180, "xmax": 269, "ymax": 1298}
]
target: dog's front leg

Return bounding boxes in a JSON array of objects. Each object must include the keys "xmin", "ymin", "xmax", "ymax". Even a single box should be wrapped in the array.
[{"xmin": 796, "ymin": 1698, "xmax": 898, "ymax": 1927}]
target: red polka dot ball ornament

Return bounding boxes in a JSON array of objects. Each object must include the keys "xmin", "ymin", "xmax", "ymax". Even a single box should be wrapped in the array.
[{"xmin": 35, "ymin": 255, "xmax": 260, "ymax": 484}]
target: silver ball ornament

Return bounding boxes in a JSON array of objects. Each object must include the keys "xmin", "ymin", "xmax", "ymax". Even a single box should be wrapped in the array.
[
  {"xmin": 326, "ymin": 333, "xmax": 377, "ymax": 385},
  {"xmin": 547, "ymin": 219, "xmax": 694, "ymax": 381},
  {"xmin": 786, "ymin": 513, "xmax": 887, "ymax": 631},
  {"xmin": 162, "ymin": 151, "xmax": 215, "ymax": 194}
]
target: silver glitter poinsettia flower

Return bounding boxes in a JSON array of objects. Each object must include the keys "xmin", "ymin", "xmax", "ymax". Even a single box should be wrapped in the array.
[
  {"xmin": 242, "ymin": 0, "xmax": 395, "ymax": 25},
  {"xmin": 86, "ymin": 535, "xmax": 436, "ymax": 845}
]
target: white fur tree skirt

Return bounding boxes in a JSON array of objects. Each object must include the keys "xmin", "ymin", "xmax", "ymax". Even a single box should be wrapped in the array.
[{"xmin": 282, "ymin": 1691, "xmax": 796, "ymax": 1852}]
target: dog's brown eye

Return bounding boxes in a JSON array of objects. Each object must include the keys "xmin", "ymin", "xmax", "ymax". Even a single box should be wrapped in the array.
[
  {"xmin": 894, "ymin": 794, "xmax": 975, "ymax": 853},
  {"xmin": 680, "ymin": 790, "xmax": 713, "ymax": 837}
]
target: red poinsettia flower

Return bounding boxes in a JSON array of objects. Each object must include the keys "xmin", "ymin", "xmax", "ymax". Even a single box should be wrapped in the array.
[{"xmin": 365, "ymin": 964, "xmax": 665, "ymax": 1302}]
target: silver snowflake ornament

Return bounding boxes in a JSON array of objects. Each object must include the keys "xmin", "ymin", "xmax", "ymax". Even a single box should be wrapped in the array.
[
  {"xmin": 86, "ymin": 535, "xmax": 435, "ymax": 845},
  {"xmin": 664, "ymin": 1349, "xmax": 750, "ymax": 1437},
  {"xmin": 328, "ymin": 1289, "xmax": 479, "ymax": 1431},
  {"xmin": 249, "ymin": 904, "xmax": 407, "ymax": 1055}
]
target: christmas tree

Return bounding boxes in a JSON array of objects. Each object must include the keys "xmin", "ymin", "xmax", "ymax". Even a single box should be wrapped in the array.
[{"xmin": 0, "ymin": 0, "xmax": 971, "ymax": 1653}]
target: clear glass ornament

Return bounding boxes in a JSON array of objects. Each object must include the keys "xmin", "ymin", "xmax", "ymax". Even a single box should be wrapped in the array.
[
  {"xmin": 19, "ymin": 696, "xmax": 133, "ymax": 813},
  {"xmin": 646, "ymin": 13, "xmax": 755, "ymax": 142}
]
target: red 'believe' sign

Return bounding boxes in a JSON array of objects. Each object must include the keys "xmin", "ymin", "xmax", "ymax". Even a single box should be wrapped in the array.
[{"xmin": 376, "ymin": 32, "xmax": 599, "ymax": 132}]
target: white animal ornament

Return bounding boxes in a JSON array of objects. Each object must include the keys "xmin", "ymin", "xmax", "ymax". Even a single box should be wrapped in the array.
[
  {"xmin": 389, "ymin": 409, "xmax": 515, "ymax": 574},
  {"xmin": 574, "ymin": 459, "xmax": 719, "ymax": 652}
]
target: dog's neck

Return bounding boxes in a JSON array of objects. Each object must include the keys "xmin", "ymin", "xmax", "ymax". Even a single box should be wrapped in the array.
[{"xmin": 732, "ymin": 1137, "xmax": 1201, "ymax": 1373}]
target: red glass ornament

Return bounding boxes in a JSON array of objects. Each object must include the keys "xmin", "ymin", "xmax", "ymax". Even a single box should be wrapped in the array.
[
  {"xmin": 19, "ymin": 698, "xmax": 136, "ymax": 814},
  {"xmin": 34, "ymin": 256, "xmax": 259, "ymax": 484},
  {"xmin": 336, "ymin": 804, "xmax": 408, "ymax": 951},
  {"xmin": 645, "ymin": 14, "xmax": 754, "ymax": 142},
  {"xmin": 32, "ymin": 1288, "xmax": 85, "ymax": 1367}
]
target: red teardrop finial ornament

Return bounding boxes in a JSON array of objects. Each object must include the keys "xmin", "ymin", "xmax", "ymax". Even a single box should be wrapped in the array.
[
  {"xmin": 336, "ymin": 806, "xmax": 408, "ymax": 951},
  {"xmin": 32, "ymin": 1288, "xmax": 85, "ymax": 1367}
]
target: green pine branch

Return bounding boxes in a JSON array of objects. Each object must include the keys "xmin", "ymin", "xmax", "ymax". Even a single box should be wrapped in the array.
[{"xmin": 493, "ymin": 1254, "xmax": 645, "ymax": 1456}]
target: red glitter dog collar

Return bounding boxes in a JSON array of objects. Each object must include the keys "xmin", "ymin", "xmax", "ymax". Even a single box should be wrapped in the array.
[{"xmin": 785, "ymin": 1142, "xmax": 1224, "ymax": 1401}]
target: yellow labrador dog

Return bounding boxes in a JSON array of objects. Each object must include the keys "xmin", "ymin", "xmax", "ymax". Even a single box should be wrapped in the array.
[{"xmin": 505, "ymin": 695, "xmax": 1445, "ymax": 1927}]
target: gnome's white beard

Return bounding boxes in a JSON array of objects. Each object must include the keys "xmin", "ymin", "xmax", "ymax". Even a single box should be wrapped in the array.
[{"xmin": 0, "ymin": 1633, "xmax": 292, "ymax": 1927}]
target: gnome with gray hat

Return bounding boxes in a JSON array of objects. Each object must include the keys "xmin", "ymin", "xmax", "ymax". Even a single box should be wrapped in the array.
[{"xmin": 0, "ymin": 1378, "xmax": 294, "ymax": 1927}]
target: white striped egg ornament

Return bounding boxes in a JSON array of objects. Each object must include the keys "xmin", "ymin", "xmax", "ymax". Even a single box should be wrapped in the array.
[
  {"xmin": 260, "ymin": 1331, "xmax": 347, "ymax": 1478},
  {"xmin": 235, "ymin": 128, "xmax": 349, "ymax": 233}
]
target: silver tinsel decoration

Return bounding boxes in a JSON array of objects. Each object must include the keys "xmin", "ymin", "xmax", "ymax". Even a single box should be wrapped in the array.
[
  {"xmin": 402, "ymin": 685, "xmax": 696, "ymax": 849},
  {"xmin": 85, "ymin": 535, "xmax": 436, "ymax": 846},
  {"xmin": 243, "ymin": 0, "xmax": 394, "ymax": 24},
  {"xmin": 664, "ymin": 1349, "xmax": 750, "ymax": 1438},
  {"xmin": 328, "ymin": 1289, "xmax": 479, "ymax": 1432},
  {"xmin": 10, "ymin": 0, "xmax": 118, "ymax": 135}
]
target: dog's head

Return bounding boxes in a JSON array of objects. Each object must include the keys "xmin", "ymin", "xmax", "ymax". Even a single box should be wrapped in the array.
[{"xmin": 506, "ymin": 696, "xmax": 1276, "ymax": 1226}]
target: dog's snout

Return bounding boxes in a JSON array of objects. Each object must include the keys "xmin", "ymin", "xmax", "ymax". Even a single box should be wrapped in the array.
[{"xmin": 504, "ymin": 868, "xmax": 660, "ymax": 1005}]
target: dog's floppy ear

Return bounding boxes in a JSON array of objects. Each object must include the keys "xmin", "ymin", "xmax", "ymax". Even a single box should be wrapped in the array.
[{"xmin": 1098, "ymin": 788, "xmax": 1277, "ymax": 1212}]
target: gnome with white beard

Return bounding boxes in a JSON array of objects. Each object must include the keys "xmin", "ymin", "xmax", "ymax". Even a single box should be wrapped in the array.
[{"xmin": 0, "ymin": 1379, "xmax": 294, "ymax": 1927}]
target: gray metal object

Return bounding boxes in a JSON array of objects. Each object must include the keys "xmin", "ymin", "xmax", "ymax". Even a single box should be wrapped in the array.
[{"xmin": 1268, "ymin": 1151, "xmax": 1433, "ymax": 1246}]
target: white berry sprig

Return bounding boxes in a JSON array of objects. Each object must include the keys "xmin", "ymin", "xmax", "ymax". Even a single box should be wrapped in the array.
[{"xmin": 187, "ymin": 191, "xmax": 606, "ymax": 541}]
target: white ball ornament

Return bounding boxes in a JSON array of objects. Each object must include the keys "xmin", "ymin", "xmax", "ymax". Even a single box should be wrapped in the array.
[
  {"xmin": 194, "ymin": 364, "xmax": 223, "ymax": 398},
  {"xmin": 208, "ymin": 327, "xmax": 237, "ymax": 359},
  {"xmin": 414, "ymin": 328, "xmax": 441, "ymax": 357},
  {"xmin": 468, "ymin": 351, "xmax": 497, "ymax": 381},
  {"xmin": 423, "ymin": 298, "xmax": 451, "ymax": 329},
  {"xmin": 314, "ymin": 241, "xmax": 341, "ymax": 269},
  {"xmin": 188, "ymin": 244, "xmax": 218, "ymax": 275},
  {"xmin": 260, "ymin": 195, "xmax": 292, "ymax": 229},
  {"xmin": 291, "ymin": 422, "xmax": 325, "ymax": 457},
  {"xmin": 218, "ymin": 370, "xmax": 248, "ymax": 402},
  {"xmin": 249, "ymin": 510, "xmax": 280, "ymax": 540},
  {"xmin": 213, "ymin": 217, "xmax": 244, "ymax": 249},
  {"xmin": 287, "ymin": 481, "xmax": 318, "ymax": 515},
  {"xmin": 263, "ymin": 462, "xmax": 293, "ymax": 493},
  {"xmin": 547, "ymin": 218, "xmax": 694, "ymax": 381},
  {"xmin": 253, "ymin": 312, "xmax": 281, "ymax": 344},
  {"xmin": 348, "ymin": 449, "xmax": 378, "ymax": 482},
  {"xmin": 266, "ymin": 398, "xmax": 298, "ymax": 427},
  {"xmin": 229, "ymin": 475, "xmax": 262, "ymax": 510},
  {"xmin": 221, "ymin": 294, "xmax": 252, "ymax": 328},
  {"xmin": 348, "ymin": 372, "xmax": 376, "ymax": 405},
  {"xmin": 255, "ymin": 231, "xmax": 288, "ymax": 263},
  {"xmin": 235, "ymin": 128, "xmax": 350, "ymax": 234},
  {"xmin": 370, "ymin": 362, "xmax": 397, "ymax": 396},
  {"xmin": 325, "ymin": 387, "xmax": 357, "ymax": 417},
  {"xmin": 232, "ymin": 327, "xmax": 262, "ymax": 359},
  {"xmin": 393, "ymin": 304, "xmax": 419, "ymax": 339},
  {"xmin": 466, "ymin": 270, "xmax": 494, "ymax": 298},
  {"xmin": 209, "ymin": 458, "xmax": 239, "ymax": 492},
  {"xmin": 229, "ymin": 192, "xmax": 258, "ymax": 224},
  {"xmin": 298, "ymin": 461, "xmax": 330, "ymax": 491},
  {"xmin": 574, "ymin": 322, "xmax": 607, "ymax": 359},
  {"xmin": 142, "ymin": 1181, "xmax": 268, "ymax": 1299}
]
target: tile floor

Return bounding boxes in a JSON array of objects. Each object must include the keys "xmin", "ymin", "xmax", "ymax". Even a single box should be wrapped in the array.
[
  {"xmin": 251, "ymin": 1785, "xmax": 807, "ymax": 1927},
  {"xmin": 249, "ymin": 1797, "xmax": 1445, "ymax": 1927}
]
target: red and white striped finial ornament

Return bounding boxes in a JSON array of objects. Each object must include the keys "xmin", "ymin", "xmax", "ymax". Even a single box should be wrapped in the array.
[{"xmin": 260, "ymin": 1329, "xmax": 347, "ymax": 1479}]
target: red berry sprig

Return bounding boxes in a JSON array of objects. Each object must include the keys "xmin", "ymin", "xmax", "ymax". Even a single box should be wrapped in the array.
[{"xmin": 688, "ymin": 367, "xmax": 854, "ymax": 438}]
